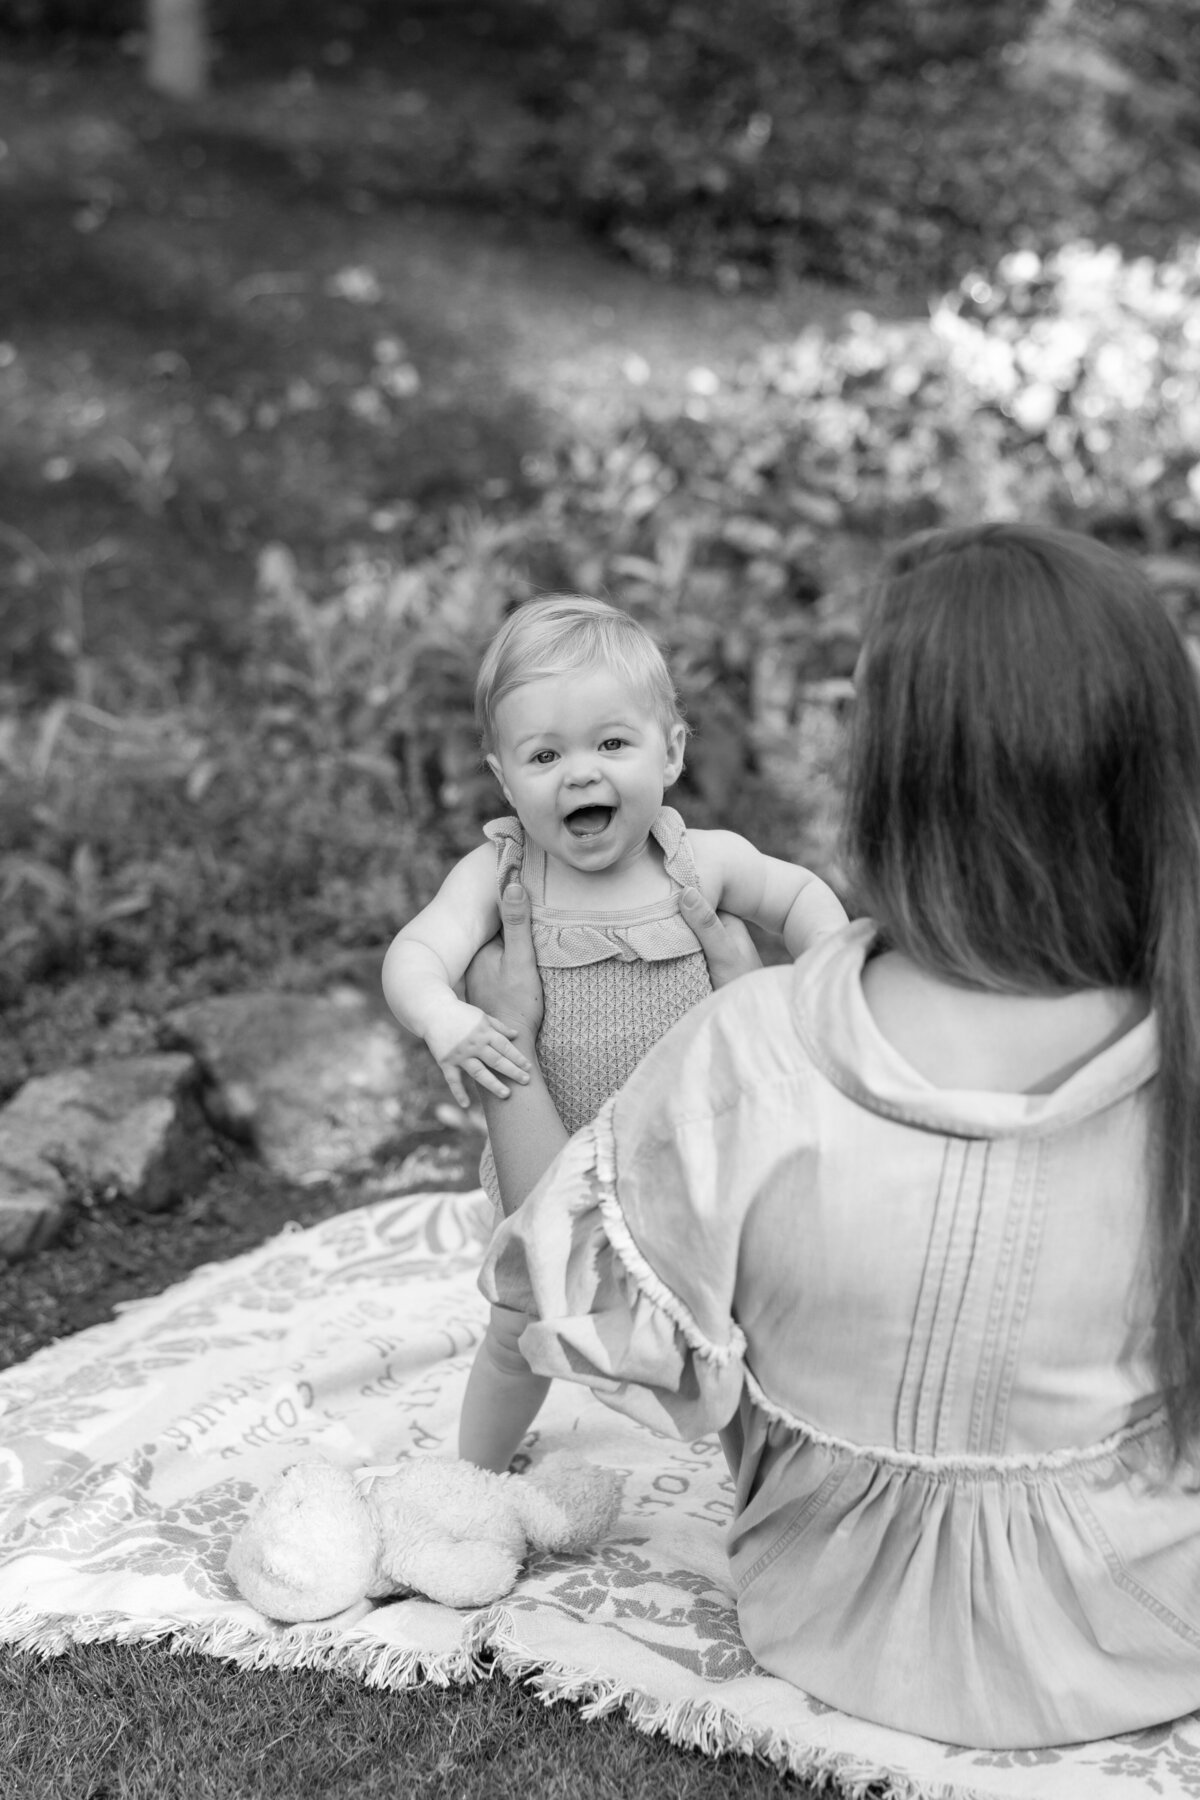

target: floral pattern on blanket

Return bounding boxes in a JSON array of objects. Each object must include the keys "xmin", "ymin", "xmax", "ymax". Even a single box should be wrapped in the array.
[
  {"xmin": 511, "ymin": 1541, "xmax": 761, "ymax": 1683},
  {"xmin": 938, "ymin": 1721, "xmax": 1200, "ymax": 1798},
  {"xmin": 2, "ymin": 1183, "xmax": 1198, "ymax": 1800},
  {"xmin": 73, "ymin": 1481, "xmax": 254, "ymax": 1599}
]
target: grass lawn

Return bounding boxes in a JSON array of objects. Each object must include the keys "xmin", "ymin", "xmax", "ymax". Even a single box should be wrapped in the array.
[{"xmin": 5, "ymin": 1641, "xmax": 826, "ymax": 1799}]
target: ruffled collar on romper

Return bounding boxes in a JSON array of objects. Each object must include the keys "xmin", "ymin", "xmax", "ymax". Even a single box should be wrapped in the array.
[{"xmin": 482, "ymin": 807, "xmax": 705, "ymax": 969}]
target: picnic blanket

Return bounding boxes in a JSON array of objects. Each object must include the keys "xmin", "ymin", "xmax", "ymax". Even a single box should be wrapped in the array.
[{"xmin": 2, "ymin": 1183, "xmax": 1198, "ymax": 1800}]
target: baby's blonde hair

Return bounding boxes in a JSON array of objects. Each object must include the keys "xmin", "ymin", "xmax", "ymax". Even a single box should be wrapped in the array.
[{"xmin": 475, "ymin": 595, "xmax": 685, "ymax": 750}]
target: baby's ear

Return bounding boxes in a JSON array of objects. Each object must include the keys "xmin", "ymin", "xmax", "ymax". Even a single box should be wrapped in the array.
[
  {"xmin": 486, "ymin": 752, "xmax": 513, "ymax": 807},
  {"xmin": 663, "ymin": 723, "xmax": 687, "ymax": 789}
]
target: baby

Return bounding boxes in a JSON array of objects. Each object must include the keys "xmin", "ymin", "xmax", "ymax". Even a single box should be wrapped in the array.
[{"xmin": 382, "ymin": 595, "xmax": 847, "ymax": 1468}]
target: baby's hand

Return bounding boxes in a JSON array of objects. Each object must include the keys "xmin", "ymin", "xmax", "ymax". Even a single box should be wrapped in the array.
[{"xmin": 425, "ymin": 1003, "xmax": 531, "ymax": 1109}]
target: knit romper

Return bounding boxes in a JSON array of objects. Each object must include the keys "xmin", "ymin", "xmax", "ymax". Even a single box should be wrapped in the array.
[{"xmin": 478, "ymin": 805, "xmax": 713, "ymax": 1210}]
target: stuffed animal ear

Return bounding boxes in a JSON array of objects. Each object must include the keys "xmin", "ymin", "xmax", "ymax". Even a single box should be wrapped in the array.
[
  {"xmin": 514, "ymin": 1453, "xmax": 625, "ymax": 1554},
  {"xmin": 227, "ymin": 1460, "xmax": 378, "ymax": 1622}
]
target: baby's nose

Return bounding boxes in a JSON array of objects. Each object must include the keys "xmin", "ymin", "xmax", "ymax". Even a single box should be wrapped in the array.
[{"xmin": 564, "ymin": 753, "xmax": 602, "ymax": 785}]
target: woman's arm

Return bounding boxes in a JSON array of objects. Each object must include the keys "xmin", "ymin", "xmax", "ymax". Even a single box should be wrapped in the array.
[{"xmin": 465, "ymin": 883, "xmax": 568, "ymax": 1214}]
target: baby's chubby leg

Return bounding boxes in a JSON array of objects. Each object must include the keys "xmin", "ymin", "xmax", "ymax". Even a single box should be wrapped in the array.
[{"xmin": 458, "ymin": 1303, "xmax": 551, "ymax": 1473}]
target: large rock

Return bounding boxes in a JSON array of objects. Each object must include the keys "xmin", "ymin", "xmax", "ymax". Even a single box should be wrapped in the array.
[
  {"xmin": 0, "ymin": 1053, "xmax": 213, "ymax": 1259},
  {"xmin": 0, "ymin": 1183, "xmax": 67, "ymax": 1263},
  {"xmin": 165, "ymin": 986, "xmax": 418, "ymax": 1180}
]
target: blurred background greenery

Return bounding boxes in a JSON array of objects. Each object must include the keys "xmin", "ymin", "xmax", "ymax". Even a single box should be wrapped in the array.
[{"xmin": 2, "ymin": 0, "xmax": 1200, "ymax": 1095}]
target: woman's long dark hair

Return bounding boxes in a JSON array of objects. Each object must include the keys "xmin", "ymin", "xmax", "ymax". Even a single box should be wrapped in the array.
[{"xmin": 844, "ymin": 522, "xmax": 1200, "ymax": 1456}]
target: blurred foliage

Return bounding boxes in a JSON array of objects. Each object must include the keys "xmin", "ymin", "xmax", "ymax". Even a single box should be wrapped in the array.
[
  {"xmin": 4, "ymin": 0, "xmax": 1199, "ymax": 294},
  {"xmin": 935, "ymin": 244, "xmax": 1200, "ymax": 535},
  {"xmin": 0, "ymin": 0, "xmax": 137, "ymax": 31},
  {"xmin": 3, "ymin": 0, "xmax": 1200, "ymax": 1046},
  {"xmin": 5, "ymin": 237, "xmax": 1200, "ymax": 1009},
  {"xmin": 516, "ymin": 0, "xmax": 1200, "ymax": 291}
]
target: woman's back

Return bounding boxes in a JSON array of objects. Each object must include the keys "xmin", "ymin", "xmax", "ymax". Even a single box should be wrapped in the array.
[
  {"xmin": 589, "ymin": 928, "xmax": 1193, "ymax": 1745},
  {"xmin": 727, "ymin": 928, "xmax": 1160, "ymax": 1457},
  {"xmin": 744, "ymin": 936, "xmax": 1158, "ymax": 1454}
]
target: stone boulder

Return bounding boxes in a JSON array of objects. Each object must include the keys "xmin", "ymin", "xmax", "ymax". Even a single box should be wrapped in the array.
[
  {"xmin": 165, "ymin": 985, "xmax": 419, "ymax": 1181},
  {"xmin": 0, "ymin": 1053, "xmax": 214, "ymax": 1259}
]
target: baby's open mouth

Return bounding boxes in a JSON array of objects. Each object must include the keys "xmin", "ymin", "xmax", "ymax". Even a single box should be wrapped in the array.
[{"xmin": 565, "ymin": 805, "xmax": 614, "ymax": 838}]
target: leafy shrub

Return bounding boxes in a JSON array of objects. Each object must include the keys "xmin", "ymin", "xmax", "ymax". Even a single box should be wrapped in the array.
[
  {"xmin": 482, "ymin": 238, "xmax": 1200, "ymax": 851},
  {"xmin": 6, "ymin": 237, "xmax": 1200, "ymax": 998},
  {"xmin": 246, "ymin": 519, "xmax": 531, "ymax": 847},
  {"xmin": 0, "ymin": 517, "xmax": 532, "ymax": 998},
  {"xmin": 529, "ymin": 237, "xmax": 1200, "ymax": 566},
  {"xmin": 935, "ymin": 244, "xmax": 1200, "ymax": 537}
]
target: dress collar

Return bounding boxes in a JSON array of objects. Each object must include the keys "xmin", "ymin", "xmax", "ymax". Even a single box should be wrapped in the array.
[{"xmin": 793, "ymin": 920, "xmax": 1159, "ymax": 1138}]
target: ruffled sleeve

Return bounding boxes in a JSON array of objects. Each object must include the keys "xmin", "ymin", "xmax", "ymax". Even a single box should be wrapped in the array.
[
  {"xmin": 481, "ymin": 1100, "xmax": 745, "ymax": 1438},
  {"xmin": 479, "ymin": 968, "xmax": 810, "ymax": 1438}
]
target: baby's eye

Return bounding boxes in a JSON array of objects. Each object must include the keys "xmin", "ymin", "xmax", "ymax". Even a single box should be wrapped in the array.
[
  {"xmin": 599, "ymin": 737, "xmax": 626, "ymax": 752},
  {"xmin": 531, "ymin": 749, "xmax": 558, "ymax": 765}
]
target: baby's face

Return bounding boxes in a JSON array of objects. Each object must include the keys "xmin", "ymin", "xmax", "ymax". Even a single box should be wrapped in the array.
[{"xmin": 488, "ymin": 668, "xmax": 685, "ymax": 879}]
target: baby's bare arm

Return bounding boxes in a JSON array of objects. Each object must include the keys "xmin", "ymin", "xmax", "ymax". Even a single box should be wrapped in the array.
[
  {"xmin": 381, "ymin": 844, "xmax": 497, "ymax": 1031},
  {"xmin": 382, "ymin": 846, "xmax": 530, "ymax": 1106},
  {"xmin": 690, "ymin": 830, "xmax": 848, "ymax": 959}
]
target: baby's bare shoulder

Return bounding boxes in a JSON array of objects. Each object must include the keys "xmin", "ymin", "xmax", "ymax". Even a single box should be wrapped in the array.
[{"xmin": 686, "ymin": 828, "xmax": 760, "ymax": 902}]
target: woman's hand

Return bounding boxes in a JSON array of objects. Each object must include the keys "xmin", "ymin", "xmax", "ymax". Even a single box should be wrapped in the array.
[
  {"xmin": 679, "ymin": 887, "xmax": 764, "ymax": 989},
  {"xmin": 465, "ymin": 882, "xmax": 545, "ymax": 1044}
]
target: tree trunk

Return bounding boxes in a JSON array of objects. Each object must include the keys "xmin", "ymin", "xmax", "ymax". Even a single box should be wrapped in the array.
[{"xmin": 145, "ymin": 0, "xmax": 209, "ymax": 100}]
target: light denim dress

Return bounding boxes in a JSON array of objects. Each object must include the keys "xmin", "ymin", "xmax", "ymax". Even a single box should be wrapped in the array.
[{"xmin": 481, "ymin": 920, "xmax": 1200, "ymax": 1749}]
